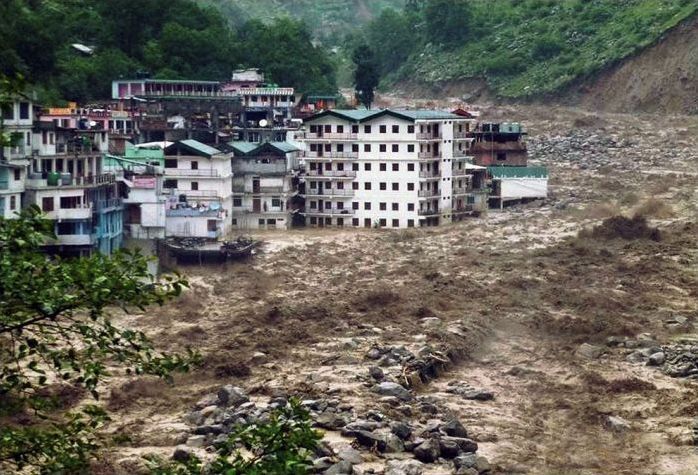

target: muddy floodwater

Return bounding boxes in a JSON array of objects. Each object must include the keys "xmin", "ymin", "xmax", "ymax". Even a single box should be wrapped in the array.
[{"xmin": 99, "ymin": 105, "xmax": 698, "ymax": 474}]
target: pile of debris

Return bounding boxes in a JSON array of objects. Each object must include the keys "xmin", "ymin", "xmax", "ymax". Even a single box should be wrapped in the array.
[
  {"xmin": 176, "ymin": 384, "xmax": 491, "ymax": 474},
  {"xmin": 609, "ymin": 334, "xmax": 698, "ymax": 379}
]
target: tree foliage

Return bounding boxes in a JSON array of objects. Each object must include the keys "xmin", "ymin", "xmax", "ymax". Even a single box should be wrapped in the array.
[
  {"xmin": 148, "ymin": 399, "xmax": 321, "ymax": 475},
  {"xmin": 0, "ymin": 0, "xmax": 337, "ymax": 103},
  {"xmin": 0, "ymin": 205, "xmax": 197, "ymax": 473},
  {"xmin": 352, "ymin": 45, "xmax": 379, "ymax": 109},
  {"xmin": 424, "ymin": 0, "xmax": 472, "ymax": 47},
  {"xmin": 355, "ymin": 0, "xmax": 698, "ymax": 97}
]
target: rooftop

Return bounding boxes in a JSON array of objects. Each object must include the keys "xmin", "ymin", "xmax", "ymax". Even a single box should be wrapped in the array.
[
  {"xmin": 304, "ymin": 109, "xmax": 466, "ymax": 123},
  {"xmin": 165, "ymin": 140, "xmax": 224, "ymax": 158},
  {"xmin": 488, "ymin": 166, "xmax": 548, "ymax": 179}
]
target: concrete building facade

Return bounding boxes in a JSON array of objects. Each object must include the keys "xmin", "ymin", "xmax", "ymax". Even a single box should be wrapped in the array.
[
  {"xmin": 298, "ymin": 110, "xmax": 488, "ymax": 228},
  {"xmin": 162, "ymin": 140, "xmax": 232, "ymax": 239}
]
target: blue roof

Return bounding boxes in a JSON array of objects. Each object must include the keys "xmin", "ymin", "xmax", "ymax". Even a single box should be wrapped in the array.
[
  {"xmin": 167, "ymin": 139, "xmax": 223, "ymax": 158},
  {"xmin": 488, "ymin": 166, "xmax": 548, "ymax": 178},
  {"xmin": 230, "ymin": 142, "xmax": 258, "ymax": 154}
]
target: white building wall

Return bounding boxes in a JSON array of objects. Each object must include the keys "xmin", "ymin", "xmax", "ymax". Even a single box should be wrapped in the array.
[
  {"xmin": 302, "ymin": 113, "xmax": 472, "ymax": 228},
  {"xmin": 499, "ymin": 178, "xmax": 548, "ymax": 199}
]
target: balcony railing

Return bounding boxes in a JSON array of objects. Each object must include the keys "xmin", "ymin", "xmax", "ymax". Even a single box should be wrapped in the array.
[
  {"xmin": 305, "ymin": 208, "xmax": 355, "ymax": 216},
  {"xmin": 452, "ymin": 169, "xmax": 468, "ymax": 176},
  {"xmin": 453, "ymin": 150, "xmax": 470, "ymax": 158},
  {"xmin": 453, "ymin": 131, "xmax": 470, "ymax": 139},
  {"xmin": 418, "ymin": 208, "xmax": 440, "ymax": 216},
  {"xmin": 452, "ymin": 205, "xmax": 475, "ymax": 214},
  {"xmin": 304, "ymin": 151, "xmax": 358, "ymax": 159},
  {"xmin": 303, "ymin": 132, "xmax": 357, "ymax": 140},
  {"xmin": 419, "ymin": 170, "xmax": 440, "ymax": 179},
  {"xmin": 306, "ymin": 170, "xmax": 356, "ymax": 178},
  {"xmin": 418, "ymin": 189, "xmax": 440, "ymax": 198},
  {"xmin": 164, "ymin": 168, "xmax": 221, "ymax": 177},
  {"xmin": 258, "ymin": 186, "xmax": 285, "ymax": 194},
  {"xmin": 26, "ymin": 173, "xmax": 117, "ymax": 189},
  {"xmin": 166, "ymin": 207, "xmax": 224, "ymax": 218},
  {"xmin": 418, "ymin": 151, "xmax": 439, "ymax": 159},
  {"xmin": 452, "ymin": 187, "xmax": 470, "ymax": 195},
  {"xmin": 96, "ymin": 198, "xmax": 123, "ymax": 211},
  {"xmin": 416, "ymin": 132, "xmax": 441, "ymax": 140},
  {"xmin": 305, "ymin": 188, "xmax": 355, "ymax": 197},
  {"xmin": 165, "ymin": 189, "xmax": 221, "ymax": 200},
  {"xmin": 45, "ymin": 205, "xmax": 93, "ymax": 221}
]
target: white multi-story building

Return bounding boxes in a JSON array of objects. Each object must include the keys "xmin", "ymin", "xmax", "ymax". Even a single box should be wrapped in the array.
[
  {"xmin": 1, "ymin": 96, "xmax": 34, "ymax": 218},
  {"xmin": 25, "ymin": 121, "xmax": 124, "ymax": 256},
  {"xmin": 298, "ymin": 109, "xmax": 488, "ymax": 228},
  {"xmin": 230, "ymin": 141, "xmax": 301, "ymax": 230},
  {"xmin": 162, "ymin": 140, "xmax": 232, "ymax": 239}
]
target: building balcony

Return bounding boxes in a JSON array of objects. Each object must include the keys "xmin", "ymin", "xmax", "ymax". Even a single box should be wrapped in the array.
[
  {"xmin": 452, "ymin": 168, "xmax": 469, "ymax": 176},
  {"xmin": 418, "ymin": 208, "xmax": 440, "ymax": 216},
  {"xmin": 305, "ymin": 208, "xmax": 354, "ymax": 217},
  {"xmin": 453, "ymin": 131, "xmax": 472, "ymax": 140},
  {"xmin": 302, "ymin": 132, "xmax": 357, "ymax": 141},
  {"xmin": 164, "ymin": 189, "xmax": 222, "ymax": 201},
  {"xmin": 305, "ymin": 188, "xmax": 355, "ymax": 197},
  {"xmin": 416, "ymin": 133, "xmax": 441, "ymax": 141},
  {"xmin": 453, "ymin": 150, "xmax": 470, "ymax": 158},
  {"xmin": 26, "ymin": 173, "xmax": 117, "ymax": 189},
  {"xmin": 418, "ymin": 189, "xmax": 440, "ymax": 198},
  {"xmin": 164, "ymin": 168, "xmax": 221, "ymax": 177},
  {"xmin": 303, "ymin": 151, "xmax": 358, "ymax": 159},
  {"xmin": 166, "ymin": 206, "xmax": 225, "ymax": 218},
  {"xmin": 306, "ymin": 170, "xmax": 356, "ymax": 178},
  {"xmin": 452, "ymin": 187, "xmax": 471, "ymax": 196},
  {"xmin": 45, "ymin": 205, "xmax": 93, "ymax": 221},
  {"xmin": 52, "ymin": 234, "xmax": 96, "ymax": 246},
  {"xmin": 232, "ymin": 160, "xmax": 288, "ymax": 175},
  {"xmin": 96, "ymin": 198, "xmax": 123, "ymax": 211},
  {"xmin": 419, "ymin": 170, "xmax": 440, "ymax": 179},
  {"xmin": 418, "ymin": 151, "xmax": 440, "ymax": 159},
  {"xmin": 452, "ymin": 205, "xmax": 475, "ymax": 214}
]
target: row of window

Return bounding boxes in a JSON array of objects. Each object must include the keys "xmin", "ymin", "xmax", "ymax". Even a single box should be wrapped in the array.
[
  {"xmin": 309, "ymin": 201, "xmax": 416, "ymax": 212},
  {"xmin": 310, "ymin": 124, "xmax": 415, "ymax": 135},
  {"xmin": 309, "ymin": 143, "xmax": 417, "ymax": 153},
  {"xmin": 232, "ymin": 197, "xmax": 282, "ymax": 207},
  {"xmin": 308, "ymin": 217, "xmax": 417, "ymax": 228}
]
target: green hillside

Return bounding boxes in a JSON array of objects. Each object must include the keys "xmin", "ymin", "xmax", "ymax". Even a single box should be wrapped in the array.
[
  {"xmin": 361, "ymin": 0, "xmax": 698, "ymax": 98},
  {"xmin": 201, "ymin": 0, "xmax": 404, "ymax": 43},
  {"xmin": 0, "ymin": 0, "xmax": 337, "ymax": 103}
]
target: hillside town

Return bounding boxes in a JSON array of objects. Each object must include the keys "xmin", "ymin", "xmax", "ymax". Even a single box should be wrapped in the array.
[{"xmin": 1, "ymin": 70, "xmax": 547, "ymax": 260}]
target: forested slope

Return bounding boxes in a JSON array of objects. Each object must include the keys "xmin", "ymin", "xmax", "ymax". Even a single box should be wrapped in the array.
[
  {"xmin": 0, "ymin": 0, "xmax": 337, "ymax": 103},
  {"xmin": 360, "ymin": 0, "xmax": 698, "ymax": 99}
]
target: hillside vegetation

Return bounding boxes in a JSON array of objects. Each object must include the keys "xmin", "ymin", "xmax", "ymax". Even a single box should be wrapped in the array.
[
  {"xmin": 201, "ymin": 0, "xmax": 404, "ymax": 43},
  {"xmin": 0, "ymin": 0, "xmax": 337, "ymax": 103},
  {"xmin": 361, "ymin": 0, "xmax": 698, "ymax": 98}
]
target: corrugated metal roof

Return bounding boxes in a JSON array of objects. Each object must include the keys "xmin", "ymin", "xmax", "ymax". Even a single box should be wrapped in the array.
[
  {"xmin": 391, "ymin": 110, "xmax": 463, "ymax": 120},
  {"xmin": 267, "ymin": 141, "xmax": 300, "ymax": 153},
  {"xmin": 488, "ymin": 166, "xmax": 548, "ymax": 178},
  {"xmin": 305, "ymin": 109, "xmax": 465, "ymax": 123},
  {"xmin": 178, "ymin": 139, "xmax": 223, "ymax": 157},
  {"xmin": 230, "ymin": 142, "xmax": 258, "ymax": 155}
]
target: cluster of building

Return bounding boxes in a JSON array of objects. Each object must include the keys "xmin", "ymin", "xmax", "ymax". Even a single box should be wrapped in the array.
[{"xmin": 0, "ymin": 70, "xmax": 547, "ymax": 257}]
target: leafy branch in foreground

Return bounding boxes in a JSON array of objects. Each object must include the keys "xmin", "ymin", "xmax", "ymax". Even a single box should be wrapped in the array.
[
  {"xmin": 0, "ymin": 207, "xmax": 198, "ymax": 473},
  {"xmin": 147, "ymin": 399, "xmax": 321, "ymax": 475}
]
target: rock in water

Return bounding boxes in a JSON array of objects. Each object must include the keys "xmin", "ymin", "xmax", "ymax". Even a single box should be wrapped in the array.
[
  {"xmin": 217, "ymin": 385, "xmax": 249, "ymax": 407},
  {"xmin": 371, "ymin": 381, "xmax": 412, "ymax": 401},
  {"xmin": 413, "ymin": 438, "xmax": 441, "ymax": 463},
  {"xmin": 441, "ymin": 419, "xmax": 468, "ymax": 438}
]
